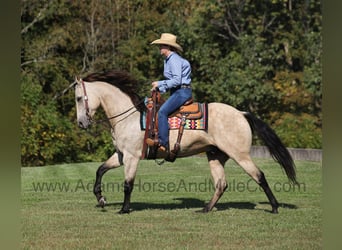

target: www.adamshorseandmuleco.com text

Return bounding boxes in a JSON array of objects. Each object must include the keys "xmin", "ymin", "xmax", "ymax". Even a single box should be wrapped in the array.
[{"xmin": 31, "ymin": 178, "xmax": 306, "ymax": 193}]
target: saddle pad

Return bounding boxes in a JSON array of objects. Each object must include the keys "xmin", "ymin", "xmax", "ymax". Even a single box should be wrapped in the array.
[
  {"xmin": 140, "ymin": 102, "xmax": 208, "ymax": 131},
  {"xmin": 169, "ymin": 102, "xmax": 208, "ymax": 130}
]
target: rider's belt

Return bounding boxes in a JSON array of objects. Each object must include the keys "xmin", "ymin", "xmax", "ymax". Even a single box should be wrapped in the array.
[{"xmin": 180, "ymin": 84, "xmax": 191, "ymax": 89}]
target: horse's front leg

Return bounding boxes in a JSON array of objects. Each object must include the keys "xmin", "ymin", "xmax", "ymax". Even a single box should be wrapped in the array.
[
  {"xmin": 94, "ymin": 151, "xmax": 123, "ymax": 207},
  {"xmin": 119, "ymin": 154, "xmax": 140, "ymax": 214}
]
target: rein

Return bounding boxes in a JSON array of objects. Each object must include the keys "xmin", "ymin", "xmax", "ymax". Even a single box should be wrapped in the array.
[{"xmin": 94, "ymin": 105, "xmax": 140, "ymax": 125}]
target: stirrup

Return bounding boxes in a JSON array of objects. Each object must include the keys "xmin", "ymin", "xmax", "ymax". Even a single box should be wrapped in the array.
[
  {"xmin": 145, "ymin": 138, "xmax": 167, "ymax": 152},
  {"xmin": 146, "ymin": 138, "xmax": 158, "ymax": 146}
]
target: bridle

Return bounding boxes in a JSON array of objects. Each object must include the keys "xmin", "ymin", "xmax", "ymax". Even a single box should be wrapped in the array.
[{"xmin": 80, "ymin": 79, "xmax": 91, "ymax": 120}]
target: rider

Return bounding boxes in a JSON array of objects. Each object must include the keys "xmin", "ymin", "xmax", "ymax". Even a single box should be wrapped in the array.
[{"xmin": 146, "ymin": 33, "xmax": 192, "ymax": 152}]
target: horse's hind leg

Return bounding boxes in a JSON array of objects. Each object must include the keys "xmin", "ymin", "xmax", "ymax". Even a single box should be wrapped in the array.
[
  {"xmin": 202, "ymin": 148, "xmax": 229, "ymax": 212},
  {"xmin": 235, "ymin": 153, "xmax": 279, "ymax": 213},
  {"xmin": 94, "ymin": 151, "xmax": 123, "ymax": 207}
]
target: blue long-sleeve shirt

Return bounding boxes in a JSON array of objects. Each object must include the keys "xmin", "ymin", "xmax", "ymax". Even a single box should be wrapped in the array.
[{"xmin": 157, "ymin": 52, "xmax": 191, "ymax": 93}]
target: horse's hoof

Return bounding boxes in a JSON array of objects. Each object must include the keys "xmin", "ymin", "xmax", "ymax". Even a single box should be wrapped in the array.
[
  {"xmin": 271, "ymin": 208, "xmax": 279, "ymax": 214},
  {"xmin": 118, "ymin": 209, "xmax": 130, "ymax": 214},
  {"xmin": 98, "ymin": 196, "xmax": 106, "ymax": 208},
  {"xmin": 196, "ymin": 207, "xmax": 210, "ymax": 213}
]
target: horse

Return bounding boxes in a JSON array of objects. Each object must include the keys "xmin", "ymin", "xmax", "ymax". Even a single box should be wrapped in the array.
[{"xmin": 73, "ymin": 69, "xmax": 297, "ymax": 214}]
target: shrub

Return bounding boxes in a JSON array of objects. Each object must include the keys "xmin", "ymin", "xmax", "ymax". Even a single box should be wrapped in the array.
[{"xmin": 272, "ymin": 112, "xmax": 322, "ymax": 149}]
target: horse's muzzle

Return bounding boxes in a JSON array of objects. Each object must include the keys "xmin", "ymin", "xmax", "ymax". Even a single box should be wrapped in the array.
[{"xmin": 77, "ymin": 117, "xmax": 91, "ymax": 129}]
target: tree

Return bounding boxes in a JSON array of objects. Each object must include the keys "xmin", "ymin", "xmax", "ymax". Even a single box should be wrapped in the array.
[{"xmin": 21, "ymin": 0, "xmax": 322, "ymax": 166}]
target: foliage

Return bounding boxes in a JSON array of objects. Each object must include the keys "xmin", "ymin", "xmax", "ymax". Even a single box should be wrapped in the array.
[
  {"xmin": 272, "ymin": 112, "xmax": 322, "ymax": 148},
  {"xmin": 21, "ymin": 72, "xmax": 72, "ymax": 166},
  {"xmin": 21, "ymin": 0, "xmax": 322, "ymax": 166},
  {"xmin": 21, "ymin": 72, "xmax": 114, "ymax": 166}
]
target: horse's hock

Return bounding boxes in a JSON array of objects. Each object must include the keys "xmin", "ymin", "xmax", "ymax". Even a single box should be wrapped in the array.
[{"xmin": 251, "ymin": 146, "xmax": 322, "ymax": 162}]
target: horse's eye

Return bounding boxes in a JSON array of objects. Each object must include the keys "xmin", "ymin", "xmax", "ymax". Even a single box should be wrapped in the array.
[{"xmin": 77, "ymin": 96, "xmax": 82, "ymax": 102}]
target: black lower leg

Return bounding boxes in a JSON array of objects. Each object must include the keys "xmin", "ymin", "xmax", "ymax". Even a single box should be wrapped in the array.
[
  {"xmin": 259, "ymin": 171, "xmax": 279, "ymax": 213},
  {"xmin": 93, "ymin": 164, "xmax": 110, "ymax": 202},
  {"xmin": 119, "ymin": 180, "xmax": 134, "ymax": 214}
]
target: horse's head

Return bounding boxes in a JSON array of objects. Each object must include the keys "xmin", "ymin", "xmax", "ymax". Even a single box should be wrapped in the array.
[{"xmin": 74, "ymin": 77, "xmax": 100, "ymax": 129}]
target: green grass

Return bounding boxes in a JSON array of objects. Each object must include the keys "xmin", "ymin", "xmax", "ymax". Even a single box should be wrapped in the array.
[{"xmin": 21, "ymin": 158, "xmax": 322, "ymax": 249}]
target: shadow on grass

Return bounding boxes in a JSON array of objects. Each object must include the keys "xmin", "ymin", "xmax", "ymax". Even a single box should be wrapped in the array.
[
  {"xmin": 96, "ymin": 197, "xmax": 297, "ymax": 213},
  {"xmin": 259, "ymin": 201, "xmax": 298, "ymax": 209}
]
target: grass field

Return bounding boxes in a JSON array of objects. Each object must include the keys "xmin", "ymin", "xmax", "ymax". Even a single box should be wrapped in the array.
[{"xmin": 21, "ymin": 157, "xmax": 322, "ymax": 249}]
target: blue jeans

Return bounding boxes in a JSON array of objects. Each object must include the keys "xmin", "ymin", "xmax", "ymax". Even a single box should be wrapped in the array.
[{"xmin": 158, "ymin": 88, "xmax": 192, "ymax": 148}]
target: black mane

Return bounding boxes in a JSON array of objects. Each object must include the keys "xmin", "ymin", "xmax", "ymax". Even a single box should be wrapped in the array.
[{"xmin": 83, "ymin": 69, "xmax": 145, "ymax": 112}]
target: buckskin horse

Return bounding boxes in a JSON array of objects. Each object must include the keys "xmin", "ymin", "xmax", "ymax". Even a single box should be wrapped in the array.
[{"xmin": 72, "ymin": 69, "xmax": 296, "ymax": 214}]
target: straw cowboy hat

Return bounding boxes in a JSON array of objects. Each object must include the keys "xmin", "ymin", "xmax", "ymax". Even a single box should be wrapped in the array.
[{"xmin": 151, "ymin": 33, "xmax": 183, "ymax": 52}]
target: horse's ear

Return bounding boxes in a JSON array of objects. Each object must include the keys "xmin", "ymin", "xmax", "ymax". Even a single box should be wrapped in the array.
[{"xmin": 75, "ymin": 76, "xmax": 82, "ymax": 84}]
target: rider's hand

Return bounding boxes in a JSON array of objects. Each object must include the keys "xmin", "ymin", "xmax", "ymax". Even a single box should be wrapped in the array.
[{"xmin": 151, "ymin": 81, "xmax": 159, "ymax": 91}]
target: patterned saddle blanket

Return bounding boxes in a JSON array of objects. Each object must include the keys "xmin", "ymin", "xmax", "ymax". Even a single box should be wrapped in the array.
[{"xmin": 141, "ymin": 102, "xmax": 208, "ymax": 131}]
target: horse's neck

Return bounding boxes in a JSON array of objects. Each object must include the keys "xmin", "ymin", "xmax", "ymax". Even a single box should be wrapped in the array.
[
  {"xmin": 92, "ymin": 82, "xmax": 128, "ymax": 113},
  {"xmin": 94, "ymin": 82, "xmax": 141, "ymax": 129}
]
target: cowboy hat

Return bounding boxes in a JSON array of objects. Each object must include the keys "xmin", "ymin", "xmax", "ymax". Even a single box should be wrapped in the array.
[{"xmin": 151, "ymin": 33, "xmax": 183, "ymax": 52}]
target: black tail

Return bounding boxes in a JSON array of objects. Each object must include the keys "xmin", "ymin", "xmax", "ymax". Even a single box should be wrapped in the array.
[{"xmin": 243, "ymin": 112, "xmax": 297, "ymax": 184}]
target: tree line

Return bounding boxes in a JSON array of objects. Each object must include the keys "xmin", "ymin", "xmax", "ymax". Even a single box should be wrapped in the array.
[{"xmin": 21, "ymin": 0, "xmax": 322, "ymax": 166}]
